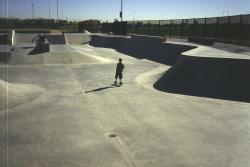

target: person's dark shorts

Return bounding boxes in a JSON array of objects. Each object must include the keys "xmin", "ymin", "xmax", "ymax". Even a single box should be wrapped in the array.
[{"xmin": 115, "ymin": 73, "xmax": 123, "ymax": 79}]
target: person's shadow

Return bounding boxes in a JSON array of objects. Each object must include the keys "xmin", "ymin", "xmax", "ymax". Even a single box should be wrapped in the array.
[{"xmin": 84, "ymin": 86, "xmax": 116, "ymax": 93}]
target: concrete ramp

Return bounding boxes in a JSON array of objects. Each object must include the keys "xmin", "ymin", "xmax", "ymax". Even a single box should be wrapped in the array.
[
  {"xmin": 154, "ymin": 47, "xmax": 250, "ymax": 103},
  {"xmin": 0, "ymin": 79, "xmax": 43, "ymax": 110},
  {"xmin": 10, "ymin": 52, "xmax": 101, "ymax": 65},
  {"xmin": 90, "ymin": 35, "xmax": 130, "ymax": 48},
  {"xmin": 45, "ymin": 35, "xmax": 65, "ymax": 44},
  {"xmin": 14, "ymin": 33, "xmax": 39, "ymax": 44},
  {"xmin": 90, "ymin": 34, "xmax": 250, "ymax": 102},
  {"xmin": 90, "ymin": 35, "xmax": 195, "ymax": 65},
  {"xmin": 130, "ymin": 35, "xmax": 165, "ymax": 50},
  {"xmin": 14, "ymin": 34, "xmax": 66, "ymax": 44},
  {"xmin": 9, "ymin": 45, "xmax": 105, "ymax": 65},
  {"xmin": 64, "ymin": 33, "xmax": 91, "ymax": 45}
]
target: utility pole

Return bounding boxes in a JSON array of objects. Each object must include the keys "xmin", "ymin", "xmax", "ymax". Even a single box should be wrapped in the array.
[
  {"xmin": 133, "ymin": 10, "xmax": 135, "ymax": 22},
  {"xmin": 31, "ymin": 3, "xmax": 34, "ymax": 19},
  {"xmin": 5, "ymin": 0, "xmax": 9, "ymax": 18},
  {"xmin": 62, "ymin": 9, "xmax": 64, "ymax": 20},
  {"xmin": 120, "ymin": 0, "xmax": 123, "ymax": 22},
  {"xmin": 48, "ymin": 0, "xmax": 51, "ymax": 19},
  {"xmin": 56, "ymin": 0, "xmax": 59, "ymax": 21}
]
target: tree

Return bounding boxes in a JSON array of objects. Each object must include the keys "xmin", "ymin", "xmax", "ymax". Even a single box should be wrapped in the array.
[{"xmin": 78, "ymin": 19, "xmax": 101, "ymax": 33}]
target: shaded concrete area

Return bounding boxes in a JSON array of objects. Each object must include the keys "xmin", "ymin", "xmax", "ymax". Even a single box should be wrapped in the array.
[
  {"xmin": 90, "ymin": 35, "xmax": 196, "ymax": 65},
  {"xmin": 154, "ymin": 55, "xmax": 250, "ymax": 103},
  {"xmin": 152, "ymin": 43, "xmax": 250, "ymax": 103},
  {"xmin": 90, "ymin": 35, "xmax": 250, "ymax": 103},
  {"xmin": 0, "ymin": 34, "xmax": 250, "ymax": 167}
]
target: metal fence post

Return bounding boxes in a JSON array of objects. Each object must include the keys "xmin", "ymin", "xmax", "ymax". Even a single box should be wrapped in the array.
[
  {"xmin": 147, "ymin": 20, "xmax": 150, "ymax": 33},
  {"xmin": 181, "ymin": 19, "xmax": 183, "ymax": 39},
  {"xmin": 136, "ymin": 21, "xmax": 138, "ymax": 33},
  {"xmin": 192, "ymin": 18, "xmax": 195, "ymax": 36},
  {"xmin": 215, "ymin": 17, "xmax": 219, "ymax": 41},
  {"xmin": 170, "ymin": 20, "xmax": 172, "ymax": 38},
  {"xmin": 227, "ymin": 16, "xmax": 230, "ymax": 43},
  {"xmin": 238, "ymin": 14, "xmax": 243, "ymax": 45},
  {"xmin": 204, "ymin": 17, "xmax": 207, "ymax": 37}
]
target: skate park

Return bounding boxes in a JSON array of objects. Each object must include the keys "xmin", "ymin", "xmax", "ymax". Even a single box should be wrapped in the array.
[
  {"xmin": 1, "ymin": 0, "xmax": 250, "ymax": 165},
  {"xmin": 0, "ymin": 29, "xmax": 250, "ymax": 167}
]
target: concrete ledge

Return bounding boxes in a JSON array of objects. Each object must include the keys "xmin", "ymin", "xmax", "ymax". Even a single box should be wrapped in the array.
[
  {"xmin": 64, "ymin": 33, "xmax": 92, "ymax": 45},
  {"xmin": 131, "ymin": 35, "xmax": 166, "ymax": 45}
]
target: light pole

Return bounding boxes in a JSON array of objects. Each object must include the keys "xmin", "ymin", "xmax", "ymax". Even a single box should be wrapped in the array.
[
  {"xmin": 5, "ymin": 0, "xmax": 9, "ymax": 18},
  {"xmin": 56, "ymin": 0, "xmax": 59, "ymax": 21},
  {"xmin": 62, "ymin": 9, "xmax": 64, "ymax": 20},
  {"xmin": 133, "ymin": 10, "xmax": 135, "ymax": 21},
  {"xmin": 31, "ymin": 3, "xmax": 34, "ymax": 19},
  {"xmin": 48, "ymin": 0, "xmax": 51, "ymax": 19},
  {"xmin": 120, "ymin": 0, "xmax": 123, "ymax": 22}
]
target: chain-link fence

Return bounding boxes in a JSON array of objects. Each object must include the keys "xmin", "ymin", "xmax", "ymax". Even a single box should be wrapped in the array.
[{"xmin": 127, "ymin": 14, "xmax": 250, "ymax": 46}]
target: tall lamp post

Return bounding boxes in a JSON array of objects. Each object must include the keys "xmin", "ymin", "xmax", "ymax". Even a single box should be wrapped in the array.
[
  {"xmin": 48, "ymin": 0, "xmax": 51, "ymax": 19},
  {"xmin": 120, "ymin": 0, "xmax": 123, "ymax": 22},
  {"xmin": 133, "ymin": 10, "xmax": 135, "ymax": 22},
  {"xmin": 31, "ymin": 3, "xmax": 34, "ymax": 19},
  {"xmin": 56, "ymin": 0, "xmax": 59, "ymax": 21},
  {"xmin": 5, "ymin": 0, "xmax": 9, "ymax": 18}
]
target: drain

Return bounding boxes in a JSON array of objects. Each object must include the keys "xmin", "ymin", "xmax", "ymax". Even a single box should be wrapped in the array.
[{"xmin": 109, "ymin": 133, "xmax": 118, "ymax": 138}]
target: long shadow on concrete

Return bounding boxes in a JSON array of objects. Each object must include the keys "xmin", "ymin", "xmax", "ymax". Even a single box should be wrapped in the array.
[
  {"xmin": 154, "ymin": 55, "xmax": 250, "ymax": 103},
  {"xmin": 29, "ymin": 47, "xmax": 45, "ymax": 55},
  {"xmin": 84, "ymin": 86, "xmax": 116, "ymax": 93}
]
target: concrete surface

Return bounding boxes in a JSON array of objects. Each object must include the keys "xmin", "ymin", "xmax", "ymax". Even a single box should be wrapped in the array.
[
  {"xmin": 65, "ymin": 33, "xmax": 92, "ymax": 45},
  {"xmin": 0, "ymin": 34, "xmax": 250, "ymax": 167},
  {"xmin": 13, "ymin": 33, "xmax": 39, "ymax": 44},
  {"xmin": 9, "ymin": 45, "xmax": 106, "ymax": 65}
]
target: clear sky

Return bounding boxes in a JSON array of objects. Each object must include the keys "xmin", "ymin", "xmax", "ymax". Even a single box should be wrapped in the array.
[{"xmin": 1, "ymin": 0, "xmax": 250, "ymax": 21}]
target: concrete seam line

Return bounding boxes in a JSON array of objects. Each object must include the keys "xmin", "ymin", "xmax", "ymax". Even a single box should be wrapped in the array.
[
  {"xmin": 66, "ymin": 67, "xmax": 85, "ymax": 94},
  {"xmin": 89, "ymin": 93, "xmax": 137, "ymax": 167},
  {"xmin": 115, "ymin": 137, "xmax": 138, "ymax": 167}
]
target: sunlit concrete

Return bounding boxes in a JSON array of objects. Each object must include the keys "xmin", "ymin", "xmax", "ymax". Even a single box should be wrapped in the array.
[{"xmin": 0, "ymin": 38, "xmax": 250, "ymax": 167}]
